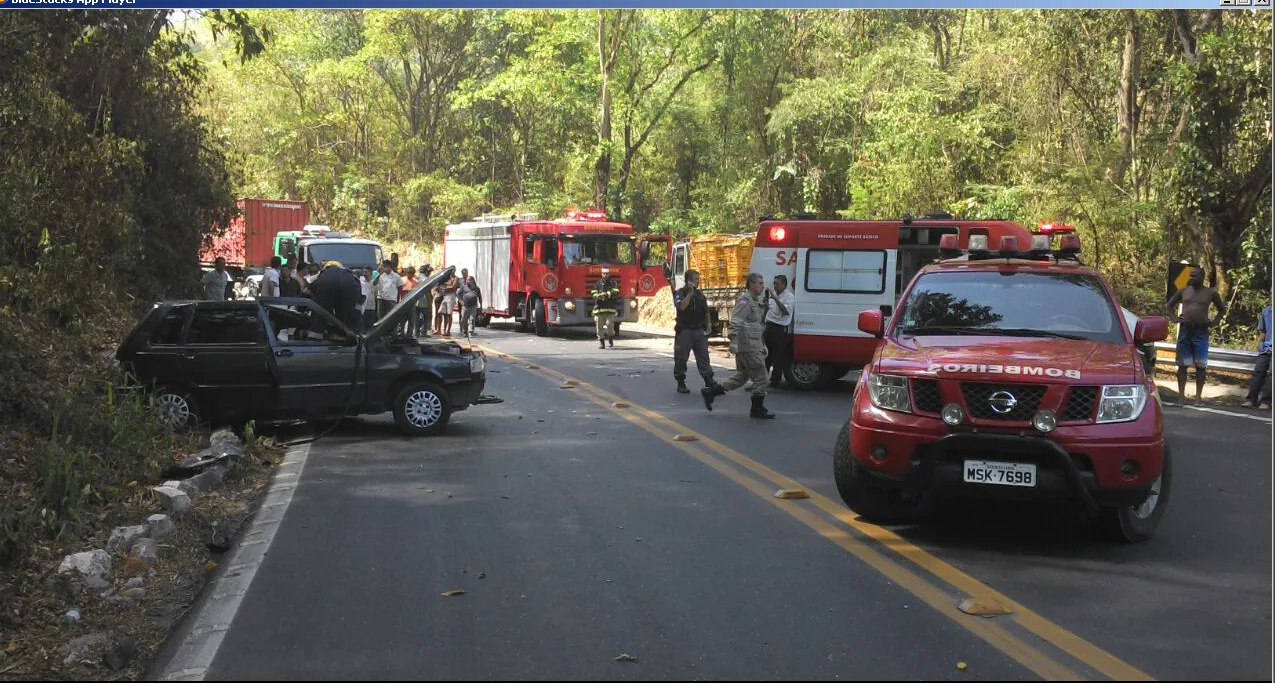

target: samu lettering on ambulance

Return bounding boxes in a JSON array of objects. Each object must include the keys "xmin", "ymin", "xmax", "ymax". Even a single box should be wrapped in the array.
[{"xmin": 927, "ymin": 363, "xmax": 1082, "ymax": 380}]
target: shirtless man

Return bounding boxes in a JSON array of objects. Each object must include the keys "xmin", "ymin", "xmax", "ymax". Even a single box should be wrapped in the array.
[{"xmin": 1166, "ymin": 267, "xmax": 1226, "ymax": 403}]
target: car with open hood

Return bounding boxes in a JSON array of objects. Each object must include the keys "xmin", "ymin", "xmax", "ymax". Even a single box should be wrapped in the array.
[
  {"xmin": 836, "ymin": 233, "xmax": 1172, "ymax": 542},
  {"xmin": 116, "ymin": 266, "xmax": 485, "ymax": 436}
]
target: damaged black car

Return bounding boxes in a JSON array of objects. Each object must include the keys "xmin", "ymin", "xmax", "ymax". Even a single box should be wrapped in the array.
[{"xmin": 116, "ymin": 266, "xmax": 485, "ymax": 436}]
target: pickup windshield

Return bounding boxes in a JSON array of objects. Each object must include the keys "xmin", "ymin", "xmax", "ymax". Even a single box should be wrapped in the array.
[
  {"xmin": 561, "ymin": 237, "xmax": 635, "ymax": 266},
  {"xmin": 895, "ymin": 271, "xmax": 1125, "ymax": 344}
]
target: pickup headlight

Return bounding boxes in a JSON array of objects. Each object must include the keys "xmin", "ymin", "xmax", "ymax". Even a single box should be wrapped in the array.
[
  {"xmin": 867, "ymin": 373, "xmax": 912, "ymax": 413},
  {"xmin": 1096, "ymin": 385, "xmax": 1147, "ymax": 423},
  {"xmin": 470, "ymin": 354, "xmax": 485, "ymax": 374}
]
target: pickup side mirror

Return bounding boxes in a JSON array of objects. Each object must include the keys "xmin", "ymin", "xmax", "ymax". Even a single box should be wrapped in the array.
[
  {"xmin": 1134, "ymin": 316, "xmax": 1169, "ymax": 345},
  {"xmin": 662, "ymin": 263, "xmax": 672, "ymax": 281},
  {"xmin": 858, "ymin": 309, "xmax": 884, "ymax": 338}
]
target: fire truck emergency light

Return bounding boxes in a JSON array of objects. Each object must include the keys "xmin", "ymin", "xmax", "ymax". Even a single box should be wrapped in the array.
[
  {"xmin": 1038, "ymin": 223, "xmax": 1077, "ymax": 234},
  {"xmin": 967, "ymin": 235, "xmax": 990, "ymax": 252},
  {"xmin": 999, "ymin": 236, "xmax": 1019, "ymax": 253},
  {"xmin": 1029, "ymin": 235, "xmax": 1051, "ymax": 251},
  {"xmin": 769, "ymin": 225, "xmax": 787, "ymax": 242},
  {"xmin": 938, "ymin": 234, "xmax": 959, "ymax": 252},
  {"xmin": 1058, "ymin": 233, "xmax": 1082, "ymax": 252}
]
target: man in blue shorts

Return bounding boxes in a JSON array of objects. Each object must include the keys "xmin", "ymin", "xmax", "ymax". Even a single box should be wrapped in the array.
[{"xmin": 1165, "ymin": 266, "xmax": 1226, "ymax": 404}]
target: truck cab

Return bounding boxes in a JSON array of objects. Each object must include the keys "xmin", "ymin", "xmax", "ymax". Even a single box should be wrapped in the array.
[{"xmin": 275, "ymin": 225, "xmax": 385, "ymax": 272}]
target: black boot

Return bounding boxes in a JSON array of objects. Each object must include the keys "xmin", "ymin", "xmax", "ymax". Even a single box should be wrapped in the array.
[
  {"xmin": 701, "ymin": 384, "xmax": 725, "ymax": 411},
  {"xmin": 750, "ymin": 395, "xmax": 776, "ymax": 419},
  {"xmin": 599, "ymin": 339, "xmax": 606, "ymax": 349},
  {"xmin": 608, "ymin": 338, "xmax": 614, "ymax": 348},
  {"xmin": 676, "ymin": 379, "xmax": 690, "ymax": 394}
]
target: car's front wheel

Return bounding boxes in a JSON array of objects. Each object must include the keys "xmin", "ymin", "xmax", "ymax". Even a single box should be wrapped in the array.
[
  {"xmin": 833, "ymin": 422, "xmax": 917, "ymax": 522},
  {"xmin": 393, "ymin": 380, "xmax": 451, "ymax": 436},
  {"xmin": 1096, "ymin": 446, "xmax": 1172, "ymax": 543},
  {"xmin": 154, "ymin": 387, "xmax": 200, "ymax": 432}
]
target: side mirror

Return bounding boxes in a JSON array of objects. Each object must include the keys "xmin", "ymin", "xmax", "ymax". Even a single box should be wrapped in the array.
[
  {"xmin": 662, "ymin": 263, "xmax": 673, "ymax": 281},
  {"xmin": 858, "ymin": 309, "xmax": 885, "ymax": 338},
  {"xmin": 1134, "ymin": 316, "xmax": 1169, "ymax": 345},
  {"xmin": 640, "ymin": 242, "xmax": 651, "ymax": 260}
]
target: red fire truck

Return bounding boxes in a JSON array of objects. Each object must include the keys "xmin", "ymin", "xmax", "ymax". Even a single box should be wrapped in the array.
[
  {"xmin": 745, "ymin": 215, "xmax": 1040, "ymax": 390},
  {"xmin": 442, "ymin": 210, "xmax": 671, "ymax": 336}
]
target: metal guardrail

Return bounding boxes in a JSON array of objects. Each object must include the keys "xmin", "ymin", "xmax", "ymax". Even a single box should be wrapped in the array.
[{"xmin": 1153, "ymin": 342, "xmax": 1260, "ymax": 376}]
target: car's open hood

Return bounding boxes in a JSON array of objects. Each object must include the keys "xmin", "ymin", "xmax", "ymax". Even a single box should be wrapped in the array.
[{"xmin": 363, "ymin": 265, "xmax": 455, "ymax": 343}]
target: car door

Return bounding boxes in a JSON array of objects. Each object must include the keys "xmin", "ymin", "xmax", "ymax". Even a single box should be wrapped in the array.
[
  {"xmin": 263, "ymin": 301, "xmax": 365, "ymax": 417},
  {"xmin": 182, "ymin": 304, "xmax": 274, "ymax": 422},
  {"xmin": 126, "ymin": 305, "xmax": 193, "ymax": 388}
]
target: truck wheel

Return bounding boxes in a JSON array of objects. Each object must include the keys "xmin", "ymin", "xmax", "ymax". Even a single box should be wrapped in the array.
[
  {"xmin": 393, "ymin": 380, "xmax": 451, "ymax": 437},
  {"xmin": 833, "ymin": 422, "xmax": 916, "ymax": 522},
  {"xmin": 1096, "ymin": 446, "xmax": 1172, "ymax": 543},
  {"xmin": 785, "ymin": 361, "xmax": 834, "ymax": 391},
  {"xmin": 477, "ymin": 312, "xmax": 492, "ymax": 328},
  {"xmin": 833, "ymin": 422, "xmax": 916, "ymax": 521},
  {"xmin": 532, "ymin": 297, "xmax": 549, "ymax": 337}
]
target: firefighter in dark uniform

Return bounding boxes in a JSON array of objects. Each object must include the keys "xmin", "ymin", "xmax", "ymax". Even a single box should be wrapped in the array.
[
  {"xmin": 592, "ymin": 267, "xmax": 620, "ymax": 349},
  {"xmin": 672, "ymin": 269, "xmax": 716, "ymax": 394},
  {"xmin": 309, "ymin": 260, "xmax": 363, "ymax": 331},
  {"xmin": 701, "ymin": 272, "xmax": 775, "ymax": 419}
]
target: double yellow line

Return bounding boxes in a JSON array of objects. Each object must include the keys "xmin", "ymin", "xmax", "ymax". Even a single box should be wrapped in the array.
[{"xmin": 477, "ymin": 345, "xmax": 1154, "ymax": 682}]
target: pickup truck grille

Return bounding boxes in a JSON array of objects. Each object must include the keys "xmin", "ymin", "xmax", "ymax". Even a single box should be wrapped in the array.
[
  {"xmin": 912, "ymin": 379, "xmax": 942, "ymax": 413},
  {"xmin": 1062, "ymin": 386, "xmax": 1099, "ymax": 422},
  {"xmin": 960, "ymin": 383, "xmax": 1046, "ymax": 421}
]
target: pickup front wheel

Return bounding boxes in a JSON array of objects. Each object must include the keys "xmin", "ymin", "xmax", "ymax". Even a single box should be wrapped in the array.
[
  {"xmin": 393, "ymin": 380, "xmax": 451, "ymax": 436},
  {"xmin": 833, "ymin": 422, "xmax": 917, "ymax": 522},
  {"xmin": 1096, "ymin": 446, "xmax": 1172, "ymax": 543}
]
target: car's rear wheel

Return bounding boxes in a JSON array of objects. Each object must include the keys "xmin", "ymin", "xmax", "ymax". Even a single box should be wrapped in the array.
[
  {"xmin": 1096, "ymin": 446, "xmax": 1172, "ymax": 543},
  {"xmin": 833, "ymin": 422, "xmax": 917, "ymax": 522},
  {"xmin": 393, "ymin": 380, "xmax": 451, "ymax": 437},
  {"xmin": 785, "ymin": 361, "xmax": 834, "ymax": 391},
  {"xmin": 154, "ymin": 387, "xmax": 200, "ymax": 432}
]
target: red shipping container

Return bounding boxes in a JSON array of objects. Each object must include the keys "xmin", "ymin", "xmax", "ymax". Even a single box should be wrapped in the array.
[{"xmin": 201, "ymin": 199, "xmax": 310, "ymax": 268}]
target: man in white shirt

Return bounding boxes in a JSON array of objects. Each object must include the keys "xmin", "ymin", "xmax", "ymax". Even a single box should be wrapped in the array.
[
  {"xmin": 358, "ymin": 269, "xmax": 374, "ymax": 331},
  {"xmin": 261, "ymin": 256, "xmax": 283, "ymax": 298},
  {"xmin": 763, "ymin": 274, "xmax": 795, "ymax": 387},
  {"xmin": 374, "ymin": 260, "xmax": 403, "ymax": 322}
]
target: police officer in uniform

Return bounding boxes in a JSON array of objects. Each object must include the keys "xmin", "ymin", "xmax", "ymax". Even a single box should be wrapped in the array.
[
  {"xmin": 592, "ymin": 267, "xmax": 620, "ymax": 349},
  {"xmin": 701, "ymin": 273, "xmax": 775, "ymax": 419},
  {"xmin": 672, "ymin": 269, "xmax": 716, "ymax": 394}
]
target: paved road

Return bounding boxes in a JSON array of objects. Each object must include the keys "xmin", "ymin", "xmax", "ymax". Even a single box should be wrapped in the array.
[{"xmin": 155, "ymin": 325, "xmax": 1272, "ymax": 681}]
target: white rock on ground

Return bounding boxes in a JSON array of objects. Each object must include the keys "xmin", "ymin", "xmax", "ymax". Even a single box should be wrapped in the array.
[
  {"xmin": 145, "ymin": 513, "xmax": 175, "ymax": 540},
  {"xmin": 57, "ymin": 550, "xmax": 111, "ymax": 589},
  {"xmin": 61, "ymin": 632, "xmax": 112, "ymax": 665},
  {"xmin": 128, "ymin": 537, "xmax": 159, "ymax": 568},
  {"xmin": 106, "ymin": 525, "xmax": 148, "ymax": 554},
  {"xmin": 151, "ymin": 486, "xmax": 191, "ymax": 516}
]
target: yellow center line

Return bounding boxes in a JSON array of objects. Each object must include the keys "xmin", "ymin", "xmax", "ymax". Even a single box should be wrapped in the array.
[{"xmin": 479, "ymin": 345, "xmax": 1154, "ymax": 680}]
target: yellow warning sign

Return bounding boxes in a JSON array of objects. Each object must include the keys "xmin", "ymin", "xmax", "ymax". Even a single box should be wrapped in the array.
[{"xmin": 1166, "ymin": 261, "xmax": 1198, "ymax": 301}]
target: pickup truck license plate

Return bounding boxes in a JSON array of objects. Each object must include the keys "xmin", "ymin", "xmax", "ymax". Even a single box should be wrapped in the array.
[{"xmin": 963, "ymin": 460, "xmax": 1037, "ymax": 487}]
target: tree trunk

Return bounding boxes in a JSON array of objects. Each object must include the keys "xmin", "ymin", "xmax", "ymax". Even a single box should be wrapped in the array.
[
  {"xmin": 594, "ymin": 10, "xmax": 616, "ymax": 213},
  {"xmin": 1113, "ymin": 9, "xmax": 1140, "ymax": 188}
]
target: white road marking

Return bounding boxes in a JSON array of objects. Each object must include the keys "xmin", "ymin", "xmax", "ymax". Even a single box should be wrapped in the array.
[
  {"xmin": 1170, "ymin": 402, "xmax": 1272, "ymax": 423},
  {"xmin": 155, "ymin": 442, "xmax": 312, "ymax": 681}
]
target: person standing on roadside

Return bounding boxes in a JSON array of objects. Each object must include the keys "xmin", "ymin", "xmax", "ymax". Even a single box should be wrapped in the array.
[
  {"xmin": 671, "ymin": 269, "xmax": 715, "ymax": 394},
  {"xmin": 374, "ymin": 259, "xmax": 403, "ymax": 322},
  {"xmin": 591, "ymin": 267, "xmax": 620, "ymax": 349},
  {"xmin": 1166, "ymin": 266, "xmax": 1225, "ymax": 404},
  {"xmin": 434, "ymin": 269, "xmax": 459, "ymax": 336},
  {"xmin": 201, "ymin": 258, "xmax": 231, "ymax": 301},
  {"xmin": 459, "ymin": 272, "xmax": 483, "ymax": 337},
  {"xmin": 279, "ymin": 263, "xmax": 302, "ymax": 298},
  {"xmin": 399, "ymin": 267, "xmax": 419, "ymax": 336},
  {"xmin": 416, "ymin": 264, "xmax": 434, "ymax": 337},
  {"xmin": 701, "ymin": 273, "xmax": 774, "ymax": 419},
  {"xmin": 763, "ymin": 274, "xmax": 794, "ymax": 387},
  {"xmin": 361, "ymin": 268, "xmax": 377, "ymax": 330},
  {"xmin": 1246, "ymin": 303, "xmax": 1272, "ymax": 410},
  {"xmin": 261, "ymin": 256, "xmax": 283, "ymax": 298}
]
